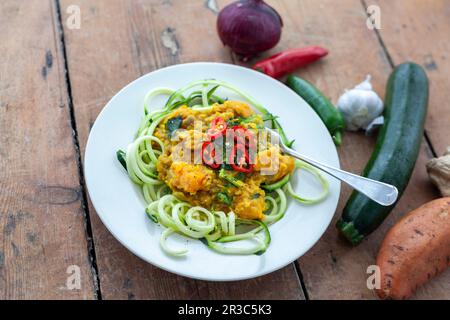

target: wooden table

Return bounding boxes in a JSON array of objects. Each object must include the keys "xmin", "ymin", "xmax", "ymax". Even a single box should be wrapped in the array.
[{"xmin": 1, "ymin": 0, "xmax": 449, "ymax": 300}]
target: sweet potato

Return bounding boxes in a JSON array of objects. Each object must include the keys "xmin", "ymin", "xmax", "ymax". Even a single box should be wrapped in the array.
[{"xmin": 376, "ymin": 197, "xmax": 450, "ymax": 300}]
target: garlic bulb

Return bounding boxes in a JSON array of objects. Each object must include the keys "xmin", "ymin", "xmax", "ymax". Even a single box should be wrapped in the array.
[{"xmin": 337, "ymin": 75, "xmax": 384, "ymax": 131}]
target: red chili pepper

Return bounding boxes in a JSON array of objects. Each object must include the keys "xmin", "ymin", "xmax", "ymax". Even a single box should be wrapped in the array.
[
  {"xmin": 232, "ymin": 125, "xmax": 256, "ymax": 150},
  {"xmin": 202, "ymin": 141, "xmax": 220, "ymax": 169},
  {"xmin": 207, "ymin": 117, "xmax": 227, "ymax": 140},
  {"xmin": 230, "ymin": 143, "xmax": 254, "ymax": 173},
  {"xmin": 252, "ymin": 46, "xmax": 328, "ymax": 79}
]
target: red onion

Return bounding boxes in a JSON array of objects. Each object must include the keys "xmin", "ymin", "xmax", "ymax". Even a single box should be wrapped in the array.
[{"xmin": 217, "ymin": 0, "xmax": 283, "ymax": 58}]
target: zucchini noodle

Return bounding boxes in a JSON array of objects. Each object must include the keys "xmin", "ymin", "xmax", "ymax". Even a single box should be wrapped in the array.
[
  {"xmin": 117, "ymin": 79, "xmax": 330, "ymax": 256},
  {"xmin": 284, "ymin": 160, "xmax": 330, "ymax": 204}
]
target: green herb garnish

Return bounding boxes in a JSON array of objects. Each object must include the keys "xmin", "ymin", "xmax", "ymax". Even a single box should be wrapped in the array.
[
  {"xmin": 217, "ymin": 191, "xmax": 232, "ymax": 206},
  {"xmin": 250, "ymin": 193, "xmax": 261, "ymax": 200},
  {"xmin": 166, "ymin": 116, "xmax": 183, "ymax": 138}
]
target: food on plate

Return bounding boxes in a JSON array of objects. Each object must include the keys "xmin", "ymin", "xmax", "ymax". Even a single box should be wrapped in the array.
[
  {"xmin": 337, "ymin": 62, "xmax": 429, "ymax": 245},
  {"xmin": 286, "ymin": 75, "xmax": 345, "ymax": 145},
  {"xmin": 253, "ymin": 46, "xmax": 329, "ymax": 79},
  {"xmin": 426, "ymin": 147, "xmax": 450, "ymax": 196},
  {"xmin": 117, "ymin": 79, "xmax": 329, "ymax": 256},
  {"xmin": 217, "ymin": 0, "xmax": 282, "ymax": 58},
  {"xmin": 154, "ymin": 102, "xmax": 294, "ymax": 220},
  {"xmin": 337, "ymin": 75, "xmax": 384, "ymax": 132},
  {"xmin": 376, "ymin": 197, "xmax": 450, "ymax": 300}
]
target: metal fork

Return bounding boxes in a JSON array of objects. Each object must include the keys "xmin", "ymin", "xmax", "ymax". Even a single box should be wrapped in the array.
[{"xmin": 265, "ymin": 128, "xmax": 398, "ymax": 206}]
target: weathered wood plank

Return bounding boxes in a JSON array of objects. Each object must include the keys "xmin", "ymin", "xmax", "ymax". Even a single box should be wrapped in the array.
[
  {"xmin": 0, "ymin": 0, "xmax": 95, "ymax": 299},
  {"xmin": 372, "ymin": 0, "xmax": 450, "ymax": 156},
  {"xmin": 60, "ymin": 0, "xmax": 304, "ymax": 299},
  {"xmin": 239, "ymin": 0, "xmax": 446, "ymax": 299}
]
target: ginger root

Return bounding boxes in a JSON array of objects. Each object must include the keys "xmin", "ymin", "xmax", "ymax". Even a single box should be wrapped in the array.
[{"xmin": 426, "ymin": 147, "xmax": 450, "ymax": 196}]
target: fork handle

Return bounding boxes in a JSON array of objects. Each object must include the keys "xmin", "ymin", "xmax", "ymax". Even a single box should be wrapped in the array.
[{"xmin": 285, "ymin": 149, "xmax": 398, "ymax": 206}]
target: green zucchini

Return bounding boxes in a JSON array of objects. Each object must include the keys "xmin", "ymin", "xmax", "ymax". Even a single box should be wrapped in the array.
[
  {"xmin": 286, "ymin": 75, "xmax": 345, "ymax": 145},
  {"xmin": 261, "ymin": 174, "xmax": 290, "ymax": 191},
  {"xmin": 336, "ymin": 62, "xmax": 429, "ymax": 245}
]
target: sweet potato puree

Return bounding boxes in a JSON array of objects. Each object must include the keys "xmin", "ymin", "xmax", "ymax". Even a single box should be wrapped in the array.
[{"xmin": 154, "ymin": 101, "xmax": 295, "ymax": 220}]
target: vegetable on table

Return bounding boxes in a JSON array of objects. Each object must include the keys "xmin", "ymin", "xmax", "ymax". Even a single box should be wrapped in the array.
[
  {"xmin": 286, "ymin": 75, "xmax": 345, "ymax": 145},
  {"xmin": 376, "ymin": 197, "xmax": 450, "ymax": 300},
  {"xmin": 217, "ymin": 0, "xmax": 282, "ymax": 59},
  {"xmin": 253, "ymin": 46, "xmax": 328, "ymax": 79},
  {"xmin": 336, "ymin": 62, "xmax": 429, "ymax": 245},
  {"xmin": 337, "ymin": 75, "xmax": 384, "ymax": 132},
  {"xmin": 426, "ymin": 147, "xmax": 450, "ymax": 197}
]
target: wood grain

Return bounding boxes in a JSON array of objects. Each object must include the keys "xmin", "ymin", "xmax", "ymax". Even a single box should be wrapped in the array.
[
  {"xmin": 240, "ymin": 0, "xmax": 448, "ymax": 299},
  {"xmin": 59, "ymin": 0, "xmax": 304, "ymax": 300},
  {"xmin": 372, "ymin": 0, "xmax": 450, "ymax": 157},
  {"xmin": 0, "ymin": 0, "xmax": 95, "ymax": 299}
]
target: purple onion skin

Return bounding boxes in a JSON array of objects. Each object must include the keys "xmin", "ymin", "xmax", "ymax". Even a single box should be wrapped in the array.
[{"xmin": 217, "ymin": 0, "xmax": 283, "ymax": 58}]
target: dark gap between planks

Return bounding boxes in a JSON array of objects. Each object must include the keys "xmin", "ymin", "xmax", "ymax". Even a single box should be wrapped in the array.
[{"xmin": 54, "ymin": 0, "xmax": 103, "ymax": 300}]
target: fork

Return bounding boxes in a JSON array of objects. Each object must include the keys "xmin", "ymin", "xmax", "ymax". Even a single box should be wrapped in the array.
[{"xmin": 265, "ymin": 128, "xmax": 398, "ymax": 206}]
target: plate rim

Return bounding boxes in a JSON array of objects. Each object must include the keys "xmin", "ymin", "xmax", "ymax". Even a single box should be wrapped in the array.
[{"xmin": 84, "ymin": 61, "xmax": 341, "ymax": 281}]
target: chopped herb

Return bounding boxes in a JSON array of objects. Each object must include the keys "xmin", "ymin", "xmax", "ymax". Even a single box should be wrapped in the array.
[
  {"xmin": 235, "ymin": 172, "xmax": 246, "ymax": 181},
  {"xmin": 227, "ymin": 117, "xmax": 242, "ymax": 127},
  {"xmin": 221, "ymin": 163, "xmax": 233, "ymax": 171},
  {"xmin": 227, "ymin": 115, "xmax": 257, "ymax": 127},
  {"xmin": 217, "ymin": 191, "xmax": 232, "ymax": 206},
  {"xmin": 227, "ymin": 114, "xmax": 272, "ymax": 128},
  {"xmin": 219, "ymin": 168, "xmax": 244, "ymax": 187},
  {"xmin": 250, "ymin": 193, "xmax": 261, "ymax": 200},
  {"xmin": 166, "ymin": 116, "xmax": 183, "ymax": 138},
  {"xmin": 240, "ymin": 115, "xmax": 259, "ymax": 123}
]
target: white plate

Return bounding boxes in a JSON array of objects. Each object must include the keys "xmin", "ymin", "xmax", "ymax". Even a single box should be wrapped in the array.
[{"xmin": 85, "ymin": 62, "xmax": 340, "ymax": 281}]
